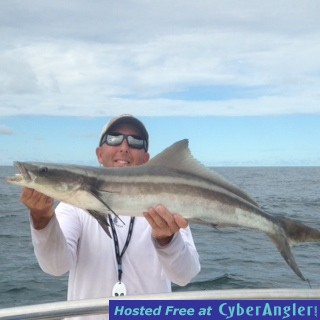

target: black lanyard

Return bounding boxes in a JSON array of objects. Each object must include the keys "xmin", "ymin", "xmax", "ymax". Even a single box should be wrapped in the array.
[{"xmin": 108, "ymin": 214, "xmax": 135, "ymax": 282}]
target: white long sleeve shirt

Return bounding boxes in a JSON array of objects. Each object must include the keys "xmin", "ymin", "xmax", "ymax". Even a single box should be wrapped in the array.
[{"xmin": 30, "ymin": 202, "xmax": 201, "ymax": 319}]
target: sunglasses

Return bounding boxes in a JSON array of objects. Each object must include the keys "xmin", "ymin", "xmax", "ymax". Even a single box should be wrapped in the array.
[{"xmin": 101, "ymin": 133, "xmax": 147, "ymax": 151}]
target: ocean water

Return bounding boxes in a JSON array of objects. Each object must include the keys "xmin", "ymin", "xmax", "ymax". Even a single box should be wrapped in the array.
[{"xmin": 1, "ymin": 166, "xmax": 320, "ymax": 308}]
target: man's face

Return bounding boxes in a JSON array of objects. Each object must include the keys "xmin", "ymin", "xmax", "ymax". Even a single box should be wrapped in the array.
[{"xmin": 96, "ymin": 123, "xmax": 150, "ymax": 168}]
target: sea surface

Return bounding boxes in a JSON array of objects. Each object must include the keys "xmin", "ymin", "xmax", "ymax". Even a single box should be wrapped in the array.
[{"xmin": 1, "ymin": 166, "xmax": 320, "ymax": 309}]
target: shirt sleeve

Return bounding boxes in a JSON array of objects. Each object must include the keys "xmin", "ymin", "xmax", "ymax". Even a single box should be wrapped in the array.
[
  {"xmin": 30, "ymin": 203, "xmax": 81, "ymax": 276},
  {"xmin": 152, "ymin": 226, "xmax": 201, "ymax": 286}
]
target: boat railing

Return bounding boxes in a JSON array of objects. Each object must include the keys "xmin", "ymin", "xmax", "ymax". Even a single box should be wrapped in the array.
[{"xmin": 0, "ymin": 288, "xmax": 320, "ymax": 320}]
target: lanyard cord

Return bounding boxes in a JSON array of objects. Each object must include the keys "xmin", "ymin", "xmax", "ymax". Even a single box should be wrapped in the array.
[{"xmin": 108, "ymin": 214, "xmax": 135, "ymax": 282}]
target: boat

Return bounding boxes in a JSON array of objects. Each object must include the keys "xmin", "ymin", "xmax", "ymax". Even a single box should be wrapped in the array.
[{"xmin": 0, "ymin": 289, "xmax": 320, "ymax": 319}]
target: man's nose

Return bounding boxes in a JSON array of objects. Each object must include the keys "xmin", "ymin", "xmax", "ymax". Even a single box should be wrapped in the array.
[{"xmin": 119, "ymin": 138, "xmax": 130, "ymax": 151}]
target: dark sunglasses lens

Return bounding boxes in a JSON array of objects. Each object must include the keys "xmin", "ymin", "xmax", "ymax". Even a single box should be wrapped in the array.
[
  {"xmin": 127, "ymin": 136, "xmax": 145, "ymax": 149},
  {"xmin": 104, "ymin": 134, "xmax": 146, "ymax": 150},
  {"xmin": 106, "ymin": 134, "xmax": 124, "ymax": 146}
]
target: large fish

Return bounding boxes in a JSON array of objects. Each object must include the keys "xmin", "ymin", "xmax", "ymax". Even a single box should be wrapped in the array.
[{"xmin": 6, "ymin": 139, "xmax": 320, "ymax": 281}]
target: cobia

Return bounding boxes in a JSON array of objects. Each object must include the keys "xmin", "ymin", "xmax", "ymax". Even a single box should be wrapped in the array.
[{"xmin": 7, "ymin": 139, "xmax": 320, "ymax": 281}]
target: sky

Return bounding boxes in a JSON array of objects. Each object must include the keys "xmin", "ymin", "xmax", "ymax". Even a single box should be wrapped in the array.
[{"xmin": 1, "ymin": 0, "xmax": 320, "ymax": 166}]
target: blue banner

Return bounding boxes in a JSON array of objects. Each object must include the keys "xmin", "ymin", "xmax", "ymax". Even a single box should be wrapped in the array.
[{"xmin": 109, "ymin": 300, "xmax": 319, "ymax": 319}]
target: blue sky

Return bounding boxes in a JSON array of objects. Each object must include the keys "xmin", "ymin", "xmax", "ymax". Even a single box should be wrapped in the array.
[
  {"xmin": 1, "ymin": 1, "xmax": 320, "ymax": 166},
  {"xmin": 1, "ymin": 115, "xmax": 319, "ymax": 167}
]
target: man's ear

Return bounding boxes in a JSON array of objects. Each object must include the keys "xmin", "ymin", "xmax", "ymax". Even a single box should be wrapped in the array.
[
  {"xmin": 144, "ymin": 152, "xmax": 150, "ymax": 163},
  {"xmin": 96, "ymin": 147, "xmax": 103, "ymax": 164}
]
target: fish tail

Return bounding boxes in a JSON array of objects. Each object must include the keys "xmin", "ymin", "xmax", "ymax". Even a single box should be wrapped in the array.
[
  {"xmin": 269, "ymin": 230, "xmax": 306, "ymax": 281},
  {"xmin": 278, "ymin": 217, "xmax": 320, "ymax": 244},
  {"xmin": 270, "ymin": 217, "xmax": 320, "ymax": 281}
]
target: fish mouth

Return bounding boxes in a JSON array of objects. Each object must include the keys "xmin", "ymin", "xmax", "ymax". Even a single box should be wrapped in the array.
[{"xmin": 7, "ymin": 162, "xmax": 32, "ymax": 184}]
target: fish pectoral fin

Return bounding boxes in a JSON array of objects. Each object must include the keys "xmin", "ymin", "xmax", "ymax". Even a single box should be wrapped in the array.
[
  {"xmin": 88, "ymin": 189, "xmax": 125, "ymax": 226},
  {"xmin": 87, "ymin": 210, "xmax": 112, "ymax": 238}
]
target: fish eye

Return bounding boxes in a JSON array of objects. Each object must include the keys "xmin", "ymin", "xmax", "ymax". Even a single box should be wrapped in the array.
[{"xmin": 39, "ymin": 167, "xmax": 49, "ymax": 174}]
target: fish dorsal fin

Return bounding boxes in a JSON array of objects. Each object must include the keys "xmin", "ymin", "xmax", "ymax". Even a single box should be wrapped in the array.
[
  {"xmin": 147, "ymin": 139, "xmax": 224, "ymax": 183},
  {"xmin": 147, "ymin": 139, "xmax": 192, "ymax": 170},
  {"xmin": 147, "ymin": 139, "xmax": 257, "ymax": 206}
]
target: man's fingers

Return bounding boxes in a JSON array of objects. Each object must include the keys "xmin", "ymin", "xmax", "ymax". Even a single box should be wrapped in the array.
[
  {"xmin": 20, "ymin": 188, "xmax": 54, "ymax": 210},
  {"xmin": 173, "ymin": 214, "xmax": 188, "ymax": 229}
]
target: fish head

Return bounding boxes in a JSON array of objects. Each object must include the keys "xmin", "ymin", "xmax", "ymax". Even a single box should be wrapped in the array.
[{"xmin": 7, "ymin": 161, "xmax": 87, "ymax": 200}]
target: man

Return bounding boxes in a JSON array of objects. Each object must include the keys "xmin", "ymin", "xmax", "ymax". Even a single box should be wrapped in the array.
[{"xmin": 21, "ymin": 115, "xmax": 200, "ymax": 319}]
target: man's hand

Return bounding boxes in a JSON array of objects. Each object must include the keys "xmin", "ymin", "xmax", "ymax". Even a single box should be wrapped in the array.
[
  {"xmin": 144, "ymin": 205, "xmax": 188, "ymax": 246},
  {"xmin": 20, "ymin": 188, "xmax": 55, "ymax": 230}
]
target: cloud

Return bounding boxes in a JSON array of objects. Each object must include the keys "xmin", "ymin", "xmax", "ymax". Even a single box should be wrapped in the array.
[
  {"xmin": 1, "ymin": 0, "xmax": 320, "ymax": 117},
  {"xmin": 0, "ymin": 125, "xmax": 13, "ymax": 135}
]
